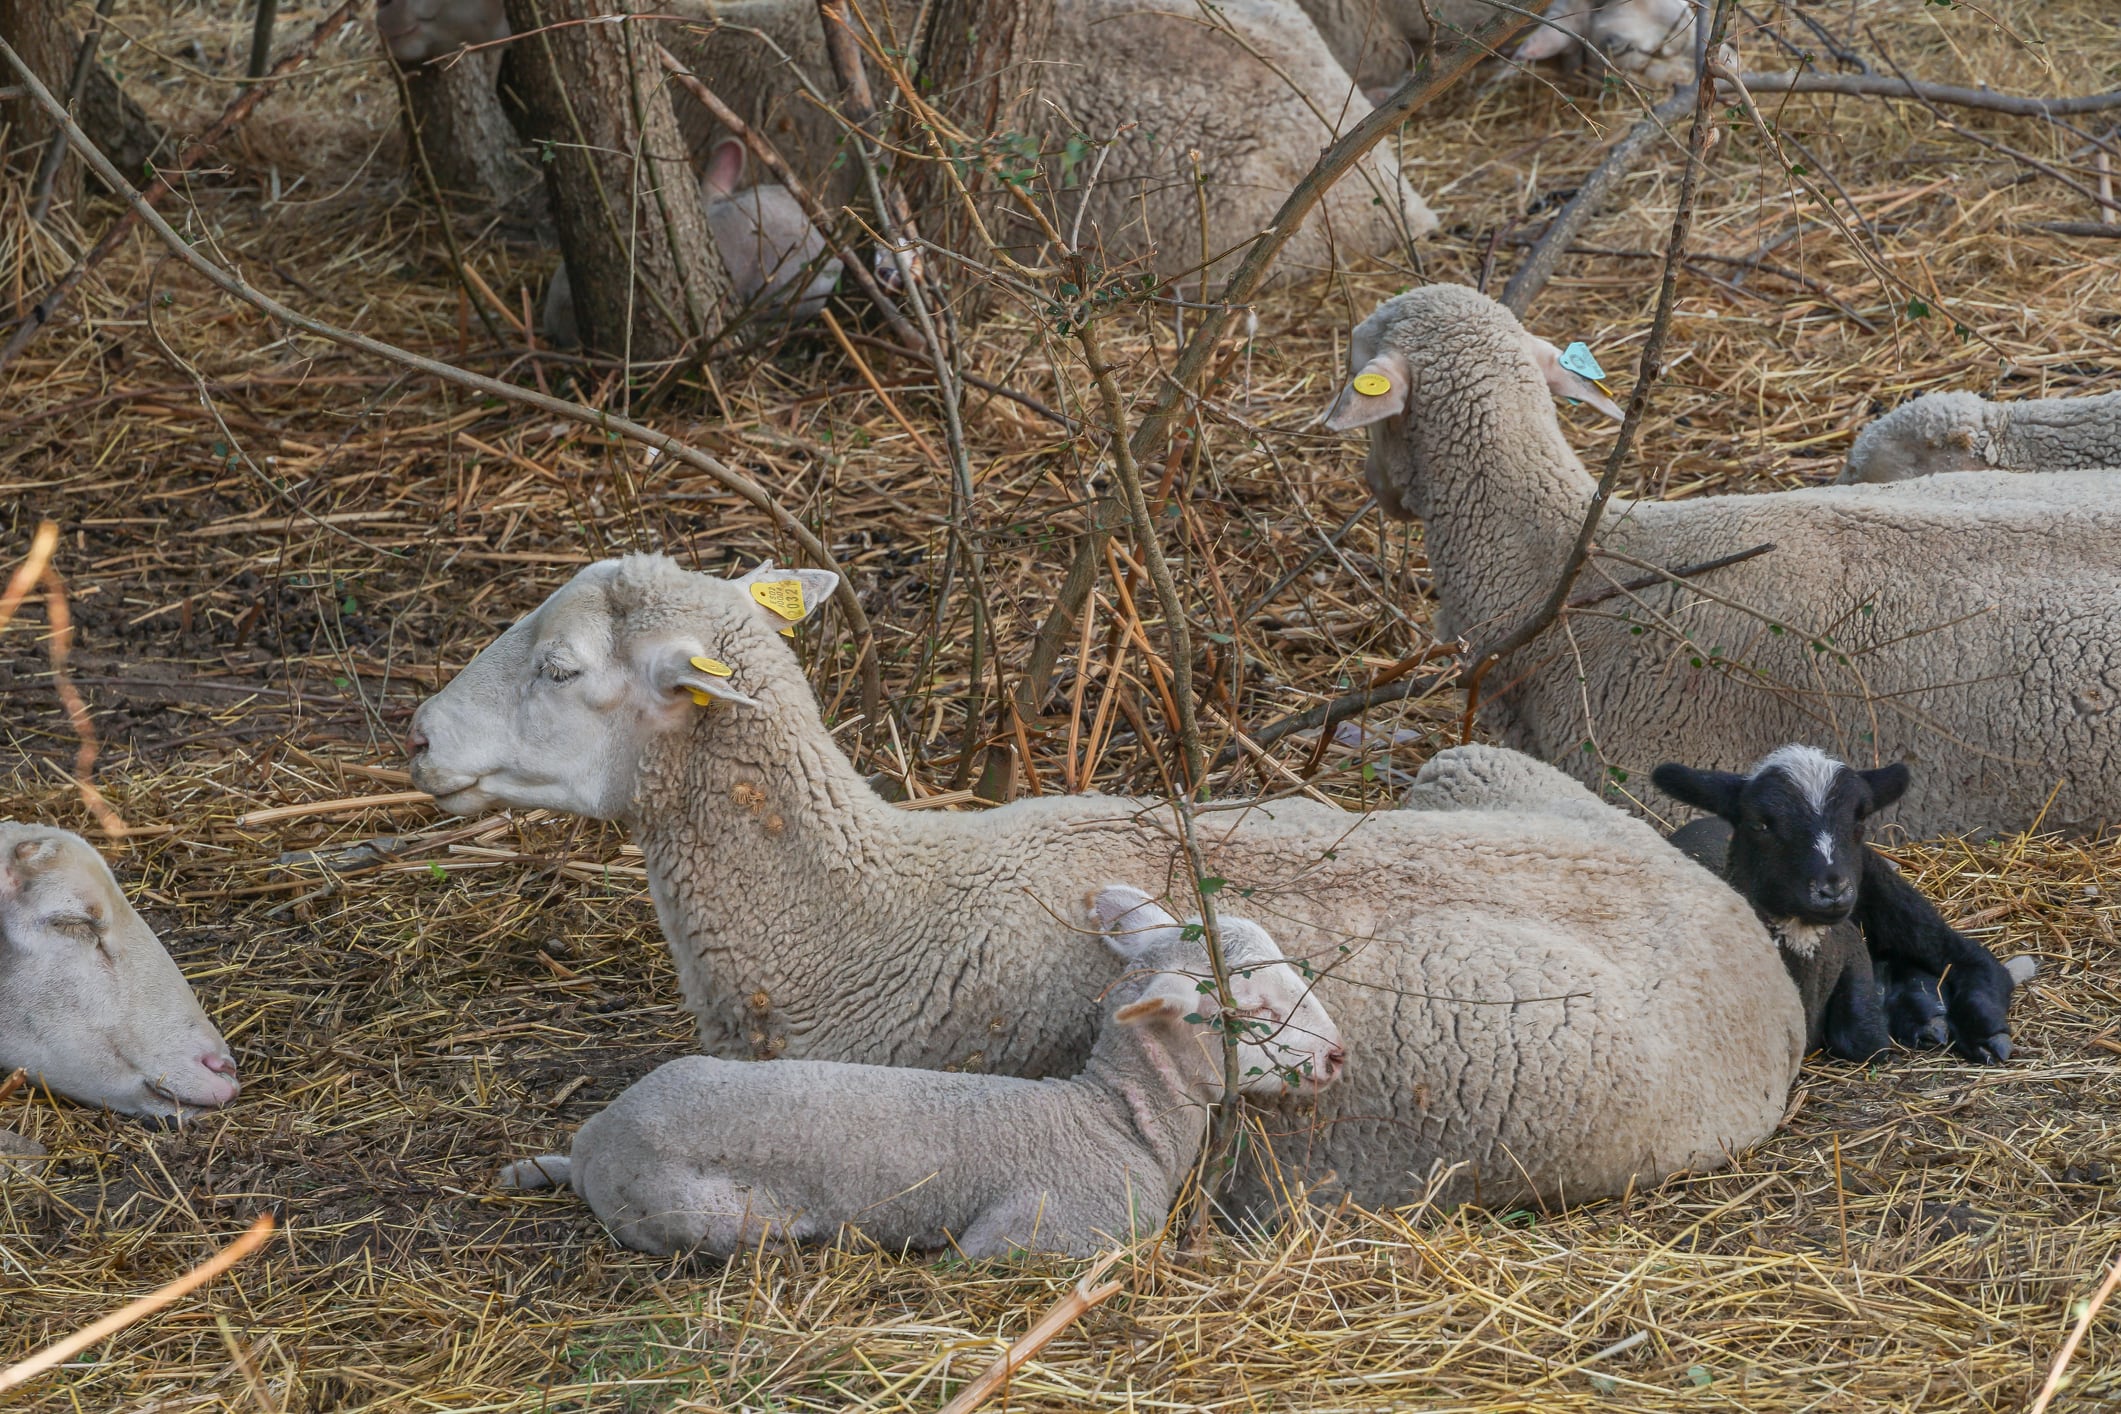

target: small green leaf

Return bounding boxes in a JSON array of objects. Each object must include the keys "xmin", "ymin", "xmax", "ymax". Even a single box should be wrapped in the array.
[
  {"xmin": 1197, "ymin": 876, "xmax": 1227, "ymax": 895},
  {"xmin": 1687, "ymin": 1365, "xmax": 1713, "ymax": 1387}
]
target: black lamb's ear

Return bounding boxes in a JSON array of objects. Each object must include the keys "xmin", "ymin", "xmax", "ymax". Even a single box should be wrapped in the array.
[
  {"xmin": 1858, "ymin": 763, "xmax": 1911, "ymax": 815},
  {"xmin": 1650, "ymin": 763, "xmax": 1746, "ymax": 820}
]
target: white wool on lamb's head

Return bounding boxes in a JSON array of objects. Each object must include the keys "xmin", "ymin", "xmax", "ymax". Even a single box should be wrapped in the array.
[
  {"xmin": 408, "ymin": 556, "xmax": 839, "ymax": 819},
  {"xmin": 0, "ymin": 825, "xmax": 239, "ymax": 1121},
  {"xmin": 1088, "ymin": 885, "xmax": 1345, "ymax": 1096}
]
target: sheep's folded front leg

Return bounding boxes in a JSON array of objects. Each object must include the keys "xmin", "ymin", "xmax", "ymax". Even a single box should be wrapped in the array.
[{"xmin": 1856, "ymin": 851, "xmax": 2016, "ymax": 1063}]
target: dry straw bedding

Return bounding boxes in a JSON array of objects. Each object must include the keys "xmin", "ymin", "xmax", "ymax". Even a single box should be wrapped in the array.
[{"xmin": 3, "ymin": 0, "xmax": 2121, "ymax": 1408}]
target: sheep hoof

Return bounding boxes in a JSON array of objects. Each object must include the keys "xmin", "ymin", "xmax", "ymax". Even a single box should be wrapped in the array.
[
  {"xmin": 1957, "ymin": 1032, "xmax": 2012, "ymax": 1065},
  {"xmin": 497, "ymin": 1155, "xmax": 572, "ymax": 1191}
]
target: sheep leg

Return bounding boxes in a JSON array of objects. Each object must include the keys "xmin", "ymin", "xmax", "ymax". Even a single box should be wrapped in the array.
[
  {"xmin": 496, "ymin": 1154, "xmax": 572, "ymax": 1190},
  {"xmin": 953, "ymin": 1193, "xmax": 1130, "ymax": 1261},
  {"xmin": 1856, "ymin": 850, "xmax": 2015, "ymax": 1063},
  {"xmin": 1875, "ymin": 957, "xmax": 1951, "ymax": 1050},
  {"xmin": 1819, "ymin": 958, "xmax": 1890, "ymax": 1062}
]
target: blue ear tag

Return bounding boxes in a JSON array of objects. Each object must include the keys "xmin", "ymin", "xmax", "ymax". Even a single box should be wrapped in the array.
[
  {"xmin": 1558, "ymin": 341, "xmax": 1606, "ymax": 382},
  {"xmin": 1557, "ymin": 340, "xmax": 1616, "ymax": 408}
]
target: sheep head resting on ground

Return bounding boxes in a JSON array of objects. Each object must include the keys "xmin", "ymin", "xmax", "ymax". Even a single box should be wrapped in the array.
[
  {"xmin": 408, "ymin": 559, "xmax": 838, "ymax": 820},
  {"xmin": 1088, "ymin": 885, "xmax": 1345, "ymax": 1095},
  {"xmin": 1515, "ymin": 0, "xmax": 1698, "ymax": 86},
  {"xmin": 1840, "ymin": 389, "xmax": 2121, "ymax": 484},
  {"xmin": 0, "ymin": 824, "xmax": 239, "ymax": 1121}
]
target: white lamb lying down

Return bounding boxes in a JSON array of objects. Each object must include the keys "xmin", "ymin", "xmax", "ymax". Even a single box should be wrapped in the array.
[
  {"xmin": 0, "ymin": 824, "xmax": 239, "ymax": 1128},
  {"xmin": 498, "ymin": 887, "xmax": 1344, "ymax": 1258}
]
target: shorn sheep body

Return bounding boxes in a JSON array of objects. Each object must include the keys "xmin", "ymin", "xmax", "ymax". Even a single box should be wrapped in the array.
[
  {"xmin": 410, "ymin": 556, "xmax": 1803, "ymax": 1215},
  {"xmin": 1325, "ymin": 284, "xmax": 2121, "ymax": 838},
  {"xmin": 0, "ymin": 824, "xmax": 240, "ymax": 1125},
  {"xmin": 498, "ymin": 888, "xmax": 1344, "ymax": 1256},
  {"xmin": 1840, "ymin": 389, "xmax": 2121, "ymax": 484},
  {"xmin": 1653, "ymin": 747, "xmax": 2032, "ymax": 1063}
]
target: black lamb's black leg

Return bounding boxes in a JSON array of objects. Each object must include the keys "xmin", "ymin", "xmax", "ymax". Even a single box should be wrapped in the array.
[
  {"xmin": 1876, "ymin": 956, "xmax": 1950, "ymax": 1050},
  {"xmin": 1856, "ymin": 848, "xmax": 2016, "ymax": 1063},
  {"xmin": 1823, "ymin": 950, "xmax": 1890, "ymax": 1062}
]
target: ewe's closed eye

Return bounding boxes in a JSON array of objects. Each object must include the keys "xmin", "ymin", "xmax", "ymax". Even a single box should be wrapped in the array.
[
  {"xmin": 540, "ymin": 661, "xmax": 582, "ymax": 684},
  {"xmin": 50, "ymin": 915, "xmax": 103, "ymax": 945}
]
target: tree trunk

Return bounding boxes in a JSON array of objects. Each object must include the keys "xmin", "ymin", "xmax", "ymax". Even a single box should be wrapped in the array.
[
  {"xmin": 397, "ymin": 45, "xmax": 542, "ymax": 219},
  {"xmin": 1, "ymin": 0, "xmax": 81, "ymax": 208},
  {"xmin": 906, "ymin": 0, "xmax": 1054, "ymax": 291},
  {"xmin": 500, "ymin": 0, "xmax": 728, "ymax": 360},
  {"xmin": 1, "ymin": 0, "xmax": 158, "ymax": 209}
]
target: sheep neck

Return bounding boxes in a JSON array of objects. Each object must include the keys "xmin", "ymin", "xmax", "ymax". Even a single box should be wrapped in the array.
[
  {"xmin": 628, "ymin": 683, "xmax": 904, "ymax": 1059},
  {"xmin": 1079, "ymin": 1017, "xmax": 1219, "ymax": 1182},
  {"xmin": 1405, "ymin": 352, "xmax": 1600, "ymax": 646}
]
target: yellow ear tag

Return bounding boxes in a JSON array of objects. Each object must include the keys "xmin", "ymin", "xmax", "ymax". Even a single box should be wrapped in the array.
[
  {"xmin": 1352, "ymin": 372, "xmax": 1392, "ymax": 398},
  {"xmin": 688, "ymin": 689, "xmax": 716, "ymax": 708},
  {"xmin": 750, "ymin": 579, "xmax": 805, "ymax": 637},
  {"xmin": 689, "ymin": 656, "xmax": 733, "ymax": 677}
]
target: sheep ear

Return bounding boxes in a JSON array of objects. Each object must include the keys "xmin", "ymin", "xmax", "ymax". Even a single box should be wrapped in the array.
[
  {"xmin": 1650, "ymin": 763, "xmax": 1745, "ymax": 820},
  {"xmin": 1514, "ymin": 12, "xmax": 1581, "ymax": 61},
  {"xmin": 734, "ymin": 564, "xmax": 838, "ymax": 634},
  {"xmin": 648, "ymin": 644, "xmax": 762, "ymax": 710},
  {"xmin": 1115, "ymin": 970, "xmax": 1200, "ymax": 1027},
  {"xmin": 1323, "ymin": 349, "xmax": 1411, "ymax": 431},
  {"xmin": 1090, "ymin": 885, "xmax": 1180, "ymax": 957},
  {"xmin": 1858, "ymin": 763, "xmax": 1910, "ymax": 815},
  {"xmin": 1525, "ymin": 335, "xmax": 1625, "ymax": 421},
  {"xmin": 704, "ymin": 137, "xmax": 745, "ymax": 197}
]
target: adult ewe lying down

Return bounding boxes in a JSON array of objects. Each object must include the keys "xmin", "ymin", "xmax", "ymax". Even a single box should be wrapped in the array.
[
  {"xmin": 0, "ymin": 824, "xmax": 240, "ymax": 1123},
  {"xmin": 1324, "ymin": 284, "xmax": 2121, "ymax": 838},
  {"xmin": 410, "ymin": 556, "xmax": 1802, "ymax": 1215},
  {"xmin": 499, "ymin": 887, "xmax": 1342, "ymax": 1256},
  {"xmin": 1841, "ymin": 389, "xmax": 2121, "ymax": 484}
]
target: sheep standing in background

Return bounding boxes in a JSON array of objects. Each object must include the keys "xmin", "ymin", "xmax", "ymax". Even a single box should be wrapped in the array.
[
  {"xmin": 498, "ymin": 887, "xmax": 1343, "ymax": 1257},
  {"xmin": 409, "ymin": 557, "xmax": 1804, "ymax": 1217},
  {"xmin": 541, "ymin": 138, "xmax": 841, "ymax": 349},
  {"xmin": 1841, "ymin": 389, "xmax": 2121, "ymax": 484},
  {"xmin": 1653, "ymin": 747, "xmax": 2032, "ymax": 1064},
  {"xmin": 1322, "ymin": 284, "xmax": 2121, "ymax": 838},
  {"xmin": 0, "ymin": 824, "xmax": 240, "ymax": 1123}
]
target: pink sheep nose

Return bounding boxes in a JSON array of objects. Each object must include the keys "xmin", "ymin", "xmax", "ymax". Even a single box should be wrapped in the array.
[
  {"xmin": 1321, "ymin": 1045, "xmax": 1347, "ymax": 1082},
  {"xmin": 407, "ymin": 727, "xmax": 430, "ymax": 756},
  {"xmin": 201, "ymin": 1053, "xmax": 241, "ymax": 1100}
]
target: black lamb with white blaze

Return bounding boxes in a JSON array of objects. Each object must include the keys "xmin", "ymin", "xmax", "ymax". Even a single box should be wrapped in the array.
[{"xmin": 1653, "ymin": 746, "xmax": 2022, "ymax": 1065}]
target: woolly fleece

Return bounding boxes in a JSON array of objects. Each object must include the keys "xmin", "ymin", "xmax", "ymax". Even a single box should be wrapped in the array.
[
  {"xmin": 1841, "ymin": 389, "xmax": 2121, "ymax": 483},
  {"xmin": 411, "ymin": 559, "xmax": 1802, "ymax": 1214},
  {"xmin": 657, "ymin": 0, "xmax": 1436, "ymax": 282},
  {"xmin": 1337, "ymin": 284, "xmax": 2121, "ymax": 838}
]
